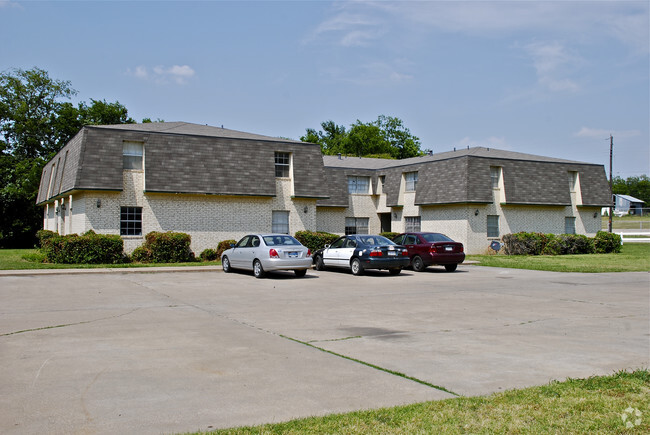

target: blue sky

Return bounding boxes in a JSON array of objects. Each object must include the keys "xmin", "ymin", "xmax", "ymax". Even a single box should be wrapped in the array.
[{"xmin": 2, "ymin": 0, "xmax": 648, "ymax": 177}]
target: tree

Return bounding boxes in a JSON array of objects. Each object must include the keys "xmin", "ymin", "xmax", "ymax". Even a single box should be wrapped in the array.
[
  {"xmin": 0, "ymin": 67, "xmax": 141, "ymax": 248},
  {"xmin": 612, "ymin": 175, "xmax": 650, "ymax": 207},
  {"xmin": 301, "ymin": 115, "xmax": 422, "ymax": 159}
]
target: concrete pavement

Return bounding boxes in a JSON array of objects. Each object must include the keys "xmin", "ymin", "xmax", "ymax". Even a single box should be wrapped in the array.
[{"xmin": 1, "ymin": 265, "xmax": 648, "ymax": 434}]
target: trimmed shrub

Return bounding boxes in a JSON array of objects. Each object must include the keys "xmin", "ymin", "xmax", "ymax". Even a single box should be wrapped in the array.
[
  {"xmin": 594, "ymin": 231, "xmax": 622, "ymax": 254},
  {"xmin": 502, "ymin": 232, "xmax": 553, "ymax": 255},
  {"xmin": 40, "ymin": 231, "xmax": 124, "ymax": 264},
  {"xmin": 543, "ymin": 234, "xmax": 594, "ymax": 255},
  {"xmin": 199, "ymin": 248, "xmax": 219, "ymax": 261},
  {"xmin": 36, "ymin": 229, "xmax": 57, "ymax": 248},
  {"xmin": 294, "ymin": 230, "xmax": 339, "ymax": 252},
  {"xmin": 131, "ymin": 231, "xmax": 194, "ymax": 263},
  {"xmin": 380, "ymin": 232, "xmax": 400, "ymax": 241},
  {"xmin": 216, "ymin": 239, "xmax": 237, "ymax": 258}
]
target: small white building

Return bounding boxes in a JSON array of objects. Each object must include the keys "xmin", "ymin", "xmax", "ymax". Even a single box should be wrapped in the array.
[{"xmin": 614, "ymin": 194, "xmax": 645, "ymax": 216}]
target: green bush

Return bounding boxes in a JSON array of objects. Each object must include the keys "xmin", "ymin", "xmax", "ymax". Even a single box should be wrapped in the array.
[
  {"xmin": 294, "ymin": 230, "xmax": 339, "ymax": 252},
  {"xmin": 594, "ymin": 231, "xmax": 622, "ymax": 253},
  {"xmin": 543, "ymin": 234, "xmax": 594, "ymax": 255},
  {"xmin": 199, "ymin": 248, "xmax": 219, "ymax": 261},
  {"xmin": 503, "ymin": 232, "xmax": 553, "ymax": 255},
  {"xmin": 40, "ymin": 230, "xmax": 125, "ymax": 264},
  {"xmin": 36, "ymin": 230, "xmax": 57, "ymax": 248},
  {"xmin": 216, "ymin": 239, "xmax": 237, "ymax": 258},
  {"xmin": 131, "ymin": 231, "xmax": 195, "ymax": 263},
  {"xmin": 380, "ymin": 232, "xmax": 400, "ymax": 240}
]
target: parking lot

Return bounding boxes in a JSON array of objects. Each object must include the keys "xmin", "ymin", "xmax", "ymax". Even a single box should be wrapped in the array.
[{"xmin": 1, "ymin": 265, "xmax": 648, "ymax": 434}]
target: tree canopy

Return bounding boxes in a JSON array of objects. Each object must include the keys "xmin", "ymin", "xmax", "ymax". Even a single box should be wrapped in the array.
[
  {"xmin": 0, "ymin": 67, "xmax": 140, "ymax": 248},
  {"xmin": 612, "ymin": 175, "xmax": 650, "ymax": 208},
  {"xmin": 301, "ymin": 115, "xmax": 424, "ymax": 159}
]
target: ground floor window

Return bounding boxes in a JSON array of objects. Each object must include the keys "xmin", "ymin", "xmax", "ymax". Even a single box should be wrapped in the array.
[
  {"xmin": 405, "ymin": 216, "xmax": 421, "ymax": 232},
  {"xmin": 345, "ymin": 217, "xmax": 369, "ymax": 235},
  {"xmin": 272, "ymin": 210, "xmax": 290, "ymax": 234},
  {"xmin": 120, "ymin": 206, "xmax": 142, "ymax": 236},
  {"xmin": 565, "ymin": 217, "xmax": 576, "ymax": 234},
  {"xmin": 487, "ymin": 215, "xmax": 499, "ymax": 238}
]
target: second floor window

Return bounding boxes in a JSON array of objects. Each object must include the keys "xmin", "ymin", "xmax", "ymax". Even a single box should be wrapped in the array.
[
  {"xmin": 345, "ymin": 217, "xmax": 369, "ymax": 235},
  {"xmin": 348, "ymin": 176, "xmax": 370, "ymax": 194},
  {"xmin": 275, "ymin": 152, "xmax": 290, "ymax": 177},
  {"xmin": 405, "ymin": 172, "xmax": 418, "ymax": 192},
  {"xmin": 123, "ymin": 141, "xmax": 144, "ymax": 170},
  {"xmin": 490, "ymin": 167, "xmax": 501, "ymax": 189}
]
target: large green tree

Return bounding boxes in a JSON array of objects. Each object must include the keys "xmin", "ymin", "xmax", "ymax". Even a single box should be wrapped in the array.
[
  {"xmin": 301, "ymin": 115, "xmax": 423, "ymax": 159},
  {"xmin": 0, "ymin": 67, "xmax": 138, "ymax": 248}
]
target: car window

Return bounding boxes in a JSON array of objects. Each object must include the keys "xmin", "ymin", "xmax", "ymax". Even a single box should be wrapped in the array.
[
  {"xmin": 359, "ymin": 236, "xmax": 394, "ymax": 246},
  {"xmin": 263, "ymin": 235, "xmax": 301, "ymax": 246},
  {"xmin": 345, "ymin": 238, "xmax": 357, "ymax": 248},
  {"xmin": 330, "ymin": 237, "xmax": 346, "ymax": 249},
  {"xmin": 393, "ymin": 235, "xmax": 404, "ymax": 244},
  {"xmin": 422, "ymin": 233, "xmax": 453, "ymax": 243},
  {"xmin": 236, "ymin": 236, "xmax": 250, "ymax": 248},
  {"xmin": 251, "ymin": 236, "xmax": 260, "ymax": 247},
  {"xmin": 406, "ymin": 235, "xmax": 418, "ymax": 244}
]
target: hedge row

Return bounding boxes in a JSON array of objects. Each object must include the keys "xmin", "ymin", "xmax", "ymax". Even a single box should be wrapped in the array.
[
  {"xmin": 294, "ymin": 230, "xmax": 339, "ymax": 252},
  {"xmin": 38, "ymin": 230, "xmax": 125, "ymax": 264},
  {"xmin": 502, "ymin": 231, "xmax": 621, "ymax": 256}
]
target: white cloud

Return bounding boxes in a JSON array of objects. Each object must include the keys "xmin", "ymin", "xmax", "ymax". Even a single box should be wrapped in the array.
[
  {"xmin": 308, "ymin": 10, "xmax": 382, "ymax": 47},
  {"xmin": 127, "ymin": 64, "xmax": 195, "ymax": 85},
  {"xmin": 524, "ymin": 41, "xmax": 581, "ymax": 93},
  {"xmin": 574, "ymin": 127, "xmax": 640, "ymax": 139}
]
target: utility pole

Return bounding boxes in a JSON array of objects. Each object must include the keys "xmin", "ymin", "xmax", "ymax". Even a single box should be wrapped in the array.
[{"xmin": 608, "ymin": 134, "xmax": 613, "ymax": 233}]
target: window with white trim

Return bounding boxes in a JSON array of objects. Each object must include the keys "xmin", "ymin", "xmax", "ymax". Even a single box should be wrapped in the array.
[
  {"xmin": 120, "ymin": 207, "xmax": 142, "ymax": 236},
  {"xmin": 565, "ymin": 217, "xmax": 576, "ymax": 234},
  {"xmin": 272, "ymin": 210, "xmax": 290, "ymax": 234},
  {"xmin": 487, "ymin": 215, "xmax": 499, "ymax": 238},
  {"xmin": 345, "ymin": 217, "xmax": 369, "ymax": 235},
  {"xmin": 490, "ymin": 166, "xmax": 501, "ymax": 189},
  {"xmin": 274, "ymin": 152, "xmax": 290, "ymax": 178},
  {"xmin": 405, "ymin": 171, "xmax": 418, "ymax": 192},
  {"xmin": 123, "ymin": 141, "xmax": 144, "ymax": 170},
  {"xmin": 405, "ymin": 216, "xmax": 421, "ymax": 232},
  {"xmin": 348, "ymin": 176, "xmax": 370, "ymax": 194}
]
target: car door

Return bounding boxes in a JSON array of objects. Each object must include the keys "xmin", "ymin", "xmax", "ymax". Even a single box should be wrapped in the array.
[
  {"xmin": 229, "ymin": 235, "xmax": 250, "ymax": 268},
  {"xmin": 322, "ymin": 236, "xmax": 346, "ymax": 267},
  {"xmin": 239, "ymin": 235, "xmax": 261, "ymax": 270},
  {"xmin": 404, "ymin": 234, "xmax": 420, "ymax": 257},
  {"xmin": 338, "ymin": 237, "xmax": 358, "ymax": 267}
]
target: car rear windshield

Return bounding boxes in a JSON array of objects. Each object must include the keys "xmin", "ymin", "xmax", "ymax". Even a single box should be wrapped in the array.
[
  {"xmin": 422, "ymin": 233, "xmax": 453, "ymax": 243},
  {"xmin": 263, "ymin": 235, "xmax": 301, "ymax": 246},
  {"xmin": 358, "ymin": 235, "xmax": 395, "ymax": 246}
]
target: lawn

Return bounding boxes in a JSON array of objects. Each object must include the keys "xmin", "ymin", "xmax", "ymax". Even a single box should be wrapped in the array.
[
  {"xmin": 197, "ymin": 370, "xmax": 650, "ymax": 434},
  {"xmin": 467, "ymin": 243, "xmax": 650, "ymax": 273},
  {"xmin": 603, "ymin": 215, "xmax": 650, "ymax": 230}
]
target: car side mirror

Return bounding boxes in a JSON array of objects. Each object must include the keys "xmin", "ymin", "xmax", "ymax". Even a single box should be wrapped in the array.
[
  {"xmin": 324, "ymin": 244, "xmax": 330, "ymax": 249},
  {"xmin": 230, "ymin": 243, "xmax": 235, "ymax": 248}
]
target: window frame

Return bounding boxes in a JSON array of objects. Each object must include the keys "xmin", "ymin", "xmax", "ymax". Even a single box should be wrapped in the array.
[
  {"xmin": 345, "ymin": 217, "xmax": 369, "ymax": 235},
  {"xmin": 348, "ymin": 176, "xmax": 370, "ymax": 194},
  {"xmin": 405, "ymin": 216, "xmax": 421, "ymax": 232},
  {"xmin": 565, "ymin": 217, "xmax": 576, "ymax": 234},
  {"xmin": 490, "ymin": 166, "xmax": 501, "ymax": 189},
  {"xmin": 120, "ymin": 206, "xmax": 143, "ymax": 236},
  {"xmin": 405, "ymin": 171, "xmax": 418, "ymax": 192},
  {"xmin": 271, "ymin": 210, "xmax": 290, "ymax": 234},
  {"xmin": 487, "ymin": 215, "xmax": 499, "ymax": 238},
  {"xmin": 274, "ymin": 152, "xmax": 291, "ymax": 178},
  {"xmin": 123, "ymin": 141, "xmax": 144, "ymax": 170}
]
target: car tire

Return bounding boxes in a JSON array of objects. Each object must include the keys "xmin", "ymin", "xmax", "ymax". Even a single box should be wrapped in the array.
[
  {"xmin": 222, "ymin": 256, "xmax": 231, "ymax": 273},
  {"xmin": 388, "ymin": 268, "xmax": 401, "ymax": 275},
  {"xmin": 412, "ymin": 256, "xmax": 426, "ymax": 272},
  {"xmin": 350, "ymin": 258, "xmax": 364, "ymax": 276},
  {"xmin": 253, "ymin": 259, "xmax": 265, "ymax": 278},
  {"xmin": 314, "ymin": 255, "xmax": 326, "ymax": 271},
  {"xmin": 445, "ymin": 264, "xmax": 458, "ymax": 272},
  {"xmin": 294, "ymin": 269, "xmax": 307, "ymax": 277}
]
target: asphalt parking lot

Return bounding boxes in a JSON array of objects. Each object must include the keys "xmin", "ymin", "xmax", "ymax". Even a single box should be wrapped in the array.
[{"xmin": 1, "ymin": 265, "xmax": 648, "ymax": 434}]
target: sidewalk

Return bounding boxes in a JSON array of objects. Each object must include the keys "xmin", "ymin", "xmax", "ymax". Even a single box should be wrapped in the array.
[{"xmin": 0, "ymin": 265, "xmax": 223, "ymax": 277}]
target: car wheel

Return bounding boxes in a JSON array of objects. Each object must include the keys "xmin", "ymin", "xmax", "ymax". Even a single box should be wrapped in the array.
[
  {"xmin": 388, "ymin": 268, "xmax": 401, "ymax": 275},
  {"xmin": 253, "ymin": 259, "xmax": 265, "ymax": 278},
  {"xmin": 222, "ymin": 256, "xmax": 231, "ymax": 273},
  {"xmin": 445, "ymin": 264, "xmax": 458, "ymax": 272},
  {"xmin": 350, "ymin": 258, "xmax": 364, "ymax": 276},
  {"xmin": 314, "ymin": 255, "xmax": 326, "ymax": 271},
  {"xmin": 294, "ymin": 269, "xmax": 307, "ymax": 277},
  {"xmin": 412, "ymin": 256, "xmax": 426, "ymax": 272}
]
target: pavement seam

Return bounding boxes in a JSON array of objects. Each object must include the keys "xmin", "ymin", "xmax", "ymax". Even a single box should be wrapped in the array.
[{"xmin": 280, "ymin": 334, "xmax": 460, "ymax": 397}]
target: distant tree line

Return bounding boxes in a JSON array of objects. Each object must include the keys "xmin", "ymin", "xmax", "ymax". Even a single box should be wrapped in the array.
[{"xmin": 612, "ymin": 175, "xmax": 650, "ymax": 208}]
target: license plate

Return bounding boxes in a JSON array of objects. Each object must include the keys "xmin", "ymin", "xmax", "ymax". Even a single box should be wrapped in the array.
[
  {"xmin": 288, "ymin": 252, "xmax": 298, "ymax": 258},
  {"xmin": 388, "ymin": 251, "xmax": 396, "ymax": 256},
  {"xmin": 445, "ymin": 246, "xmax": 453, "ymax": 251}
]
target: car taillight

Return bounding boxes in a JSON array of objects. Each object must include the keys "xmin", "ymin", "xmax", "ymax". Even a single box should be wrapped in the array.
[
  {"xmin": 369, "ymin": 249, "xmax": 383, "ymax": 257},
  {"xmin": 307, "ymin": 249, "xmax": 311, "ymax": 257},
  {"xmin": 269, "ymin": 249, "xmax": 279, "ymax": 258},
  {"xmin": 460, "ymin": 246, "xmax": 464, "ymax": 253},
  {"xmin": 402, "ymin": 249, "xmax": 409, "ymax": 256},
  {"xmin": 429, "ymin": 245, "xmax": 437, "ymax": 254}
]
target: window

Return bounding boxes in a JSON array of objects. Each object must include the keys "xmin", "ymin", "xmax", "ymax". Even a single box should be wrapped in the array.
[
  {"xmin": 120, "ymin": 207, "xmax": 142, "ymax": 236},
  {"xmin": 565, "ymin": 217, "xmax": 576, "ymax": 234},
  {"xmin": 348, "ymin": 176, "xmax": 370, "ymax": 194},
  {"xmin": 272, "ymin": 210, "xmax": 289, "ymax": 234},
  {"xmin": 345, "ymin": 217, "xmax": 369, "ymax": 235},
  {"xmin": 490, "ymin": 167, "xmax": 501, "ymax": 189},
  {"xmin": 487, "ymin": 215, "xmax": 499, "ymax": 238},
  {"xmin": 393, "ymin": 234, "xmax": 405, "ymax": 244},
  {"xmin": 568, "ymin": 171, "xmax": 578, "ymax": 192},
  {"xmin": 123, "ymin": 141, "xmax": 144, "ymax": 170},
  {"xmin": 405, "ymin": 216, "xmax": 421, "ymax": 232},
  {"xmin": 405, "ymin": 172, "xmax": 418, "ymax": 191},
  {"xmin": 275, "ymin": 152, "xmax": 290, "ymax": 177}
]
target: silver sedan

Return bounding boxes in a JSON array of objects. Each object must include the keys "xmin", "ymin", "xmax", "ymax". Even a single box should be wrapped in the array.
[{"xmin": 221, "ymin": 234, "xmax": 312, "ymax": 278}]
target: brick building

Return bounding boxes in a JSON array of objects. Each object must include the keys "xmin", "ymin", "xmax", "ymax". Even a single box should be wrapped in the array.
[{"xmin": 37, "ymin": 122, "xmax": 611, "ymax": 254}]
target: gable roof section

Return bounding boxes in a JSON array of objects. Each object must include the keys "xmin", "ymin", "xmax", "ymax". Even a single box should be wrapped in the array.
[{"xmin": 616, "ymin": 194, "xmax": 644, "ymax": 203}]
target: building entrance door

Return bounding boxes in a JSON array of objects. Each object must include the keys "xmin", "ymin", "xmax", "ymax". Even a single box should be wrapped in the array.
[{"xmin": 379, "ymin": 213, "xmax": 392, "ymax": 233}]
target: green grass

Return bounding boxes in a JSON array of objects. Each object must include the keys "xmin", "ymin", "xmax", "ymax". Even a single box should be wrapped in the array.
[
  {"xmin": 467, "ymin": 243, "xmax": 650, "ymax": 273},
  {"xmin": 195, "ymin": 370, "xmax": 650, "ymax": 434},
  {"xmin": 603, "ymin": 215, "xmax": 650, "ymax": 230},
  {"xmin": 0, "ymin": 249, "xmax": 220, "ymax": 270}
]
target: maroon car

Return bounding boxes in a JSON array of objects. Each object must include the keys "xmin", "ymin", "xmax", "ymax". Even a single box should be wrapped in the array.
[{"xmin": 392, "ymin": 232, "xmax": 465, "ymax": 272}]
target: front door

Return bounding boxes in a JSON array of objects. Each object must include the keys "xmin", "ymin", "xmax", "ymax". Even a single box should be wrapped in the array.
[{"xmin": 380, "ymin": 213, "xmax": 392, "ymax": 233}]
